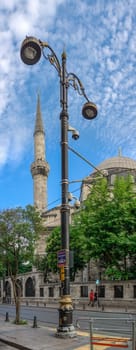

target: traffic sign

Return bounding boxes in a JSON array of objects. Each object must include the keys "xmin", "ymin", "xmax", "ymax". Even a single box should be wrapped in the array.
[
  {"xmin": 57, "ymin": 249, "xmax": 66, "ymax": 267},
  {"xmin": 96, "ymin": 279, "xmax": 100, "ymax": 285}
]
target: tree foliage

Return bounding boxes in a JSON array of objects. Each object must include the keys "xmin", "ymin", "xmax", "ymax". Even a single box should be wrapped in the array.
[
  {"xmin": 39, "ymin": 223, "xmax": 89, "ymax": 280},
  {"xmin": 76, "ymin": 175, "xmax": 136, "ymax": 280},
  {"xmin": 0, "ymin": 205, "xmax": 43, "ymax": 323},
  {"xmin": 41, "ymin": 175, "xmax": 136, "ymax": 281}
]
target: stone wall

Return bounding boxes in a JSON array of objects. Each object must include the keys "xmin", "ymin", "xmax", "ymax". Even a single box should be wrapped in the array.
[{"xmin": 1, "ymin": 271, "xmax": 136, "ymax": 309}]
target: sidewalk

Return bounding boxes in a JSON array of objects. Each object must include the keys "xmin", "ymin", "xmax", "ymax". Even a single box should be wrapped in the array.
[{"xmin": 0, "ymin": 317, "xmax": 90, "ymax": 350}]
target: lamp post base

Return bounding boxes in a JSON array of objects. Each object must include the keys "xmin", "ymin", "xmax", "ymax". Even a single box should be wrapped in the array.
[{"xmin": 56, "ymin": 295, "xmax": 76, "ymax": 338}]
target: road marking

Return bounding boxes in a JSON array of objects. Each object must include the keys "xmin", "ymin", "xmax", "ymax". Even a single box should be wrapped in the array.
[
  {"xmin": 73, "ymin": 343, "xmax": 109, "ymax": 350},
  {"xmin": 74, "ymin": 345, "xmax": 90, "ymax": 350},
  {"xmin": 73, "ymin": 334, "xmax": 130, "ymax": 350},
  {"xmin": 91, "ymin": 336, "xmax": 129, "ymax": 347}
]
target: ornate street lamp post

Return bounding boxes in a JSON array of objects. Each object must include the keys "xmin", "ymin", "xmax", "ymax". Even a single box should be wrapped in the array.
[{"xmin": 20, "ymin": 36, "xmax": 97, "ymax": 337}]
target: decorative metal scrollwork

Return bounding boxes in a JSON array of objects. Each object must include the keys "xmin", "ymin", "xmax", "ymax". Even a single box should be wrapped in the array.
[
  {"xmin": 39, "ymin": 41, "xmax": 90, "ymax": 102},
  {"xmin": 40, "ymin": 41, "xmax": 61, "ymax": 76},
  {"xmin": 67, "ymin": 72, "xmax": 89, "ymax": 102}
]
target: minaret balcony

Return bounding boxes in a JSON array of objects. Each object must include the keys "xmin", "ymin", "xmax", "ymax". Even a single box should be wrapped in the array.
[{"xmin": 31, "ymin": 160, "xmax": 50, "ymax": 177}]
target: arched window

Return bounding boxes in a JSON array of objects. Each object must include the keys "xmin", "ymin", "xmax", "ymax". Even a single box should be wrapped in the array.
[
  {"xmin": 5, "ymin": 281, "xmax": 11, "ymax": 303},
  {"xmin": 25, "ymin": 277, "xmax": 35, "ymax": 297}
]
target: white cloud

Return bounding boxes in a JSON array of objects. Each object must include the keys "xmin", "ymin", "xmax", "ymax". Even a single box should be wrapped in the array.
[
  {"xmin": 0, "ymin": 137, "xmax": 10, "ymax": 165},
  {"xmin": 0, "ymin": 0, "xmax": 135, "ymax": 173},
  {"xmin": 9, "ymin": 13, "xmax": 33, "ymax": 38},
  {"xmin": 0, "ymin": 0, "xmax": 16, "ymax": 11}
]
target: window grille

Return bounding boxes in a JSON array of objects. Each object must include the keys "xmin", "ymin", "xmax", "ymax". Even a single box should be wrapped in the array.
[{"xmin": 114, "ymin": 285, "xmax": 123, "ymax": 298}]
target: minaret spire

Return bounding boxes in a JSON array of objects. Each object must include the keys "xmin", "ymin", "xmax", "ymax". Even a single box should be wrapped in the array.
[
  {"xmin": 31, "ymin": 94, "xmax": 50, "ymax": 212},
  {"xmin": 34, "ymin": 94, "xmax": 44, "ymax": 135}
]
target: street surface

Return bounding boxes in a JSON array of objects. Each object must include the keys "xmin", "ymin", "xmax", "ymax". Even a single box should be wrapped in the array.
[{"xmin": 0, "ymin": 304, "xmax": 135, "ymax": 337}]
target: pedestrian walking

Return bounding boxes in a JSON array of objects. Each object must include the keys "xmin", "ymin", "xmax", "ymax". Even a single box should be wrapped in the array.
[
  {"xmin": 88, "ymin": 289, "xmax": 94, "ymax": 306},
  {"xmin": 94, "ymin": 291, "xmax": 97, "ymax": 304},
  {"xmin": 94, "ymin": 290, "xmax": 100, "ymax": 307}
]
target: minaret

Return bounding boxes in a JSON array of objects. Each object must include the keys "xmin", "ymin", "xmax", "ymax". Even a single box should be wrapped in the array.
[{"xmin": 31, "ymin": 94, "xmax": 50, "ymax": 212}]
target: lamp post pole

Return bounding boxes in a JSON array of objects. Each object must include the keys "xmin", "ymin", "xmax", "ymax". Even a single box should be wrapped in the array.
[
  {"xmin": 60, "ymin": 51, "xmax": 69, "ymax": 297},
  {"xmin": 20, "ymin": 36, "xmax": 97, "ymax": 337},
  {"xmin": 58, "ymin": 51, "xmax": 73, "ymax": 334}
]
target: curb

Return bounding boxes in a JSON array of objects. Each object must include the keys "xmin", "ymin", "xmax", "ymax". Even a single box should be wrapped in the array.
[{"xmin": 0, "ymin": 337, "xmax": 32, "ymax": 350}]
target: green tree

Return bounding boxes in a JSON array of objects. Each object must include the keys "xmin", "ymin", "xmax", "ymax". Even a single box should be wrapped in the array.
[
  {"xmin": 75, "ymin": 175, "xmax": 136, "ymax": 280},
  {"xmin": 34, "ymin": 175, "xmax": 136, "ymax": 282},
  {"xmin": 70, "ymin": 218, "xmax": 89, "ymax": 279},
  {"xmin": 46, "ymin": 227, "xmax": 61, "ymax": 273},
  {"xmin": 0, "ymin": 205, "xmax": 43, "ymax": 323},
  {"xmin": 34, "ymin": 253, "xmax": 52, "ymax": 282},
  {"xmin": 39, "ymin": 224, "xmax": 89, "ymax": 281}
]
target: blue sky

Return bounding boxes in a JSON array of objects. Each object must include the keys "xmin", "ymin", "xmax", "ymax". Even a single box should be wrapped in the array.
[{"xmin": 0, "ymin": 0, "xmax": 136, "ymax": 210}]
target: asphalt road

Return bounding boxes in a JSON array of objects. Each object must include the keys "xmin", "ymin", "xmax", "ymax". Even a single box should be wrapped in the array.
[{"xmin": 0, "ymin": 304, "xmax": 135, "ymax": 338}]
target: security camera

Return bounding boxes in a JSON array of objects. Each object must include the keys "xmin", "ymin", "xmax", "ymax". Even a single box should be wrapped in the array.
[
  {"xmin": 74, "ymin": 199, "xmax": 80, "ymax": 209},
  {"xmin": 101, "ymin": 169, "xmax": 108, "ymax": 177},
  {"xmin": 68, "ymin": 192, "xmax": 73, "ymax": 201},
  {"xmin": 68, "ymin": 125, "xmax": 80, "ymax": 140},
  {"xmin": 72, "ymin": 130, "xmax": 79, "ymax": 140}
]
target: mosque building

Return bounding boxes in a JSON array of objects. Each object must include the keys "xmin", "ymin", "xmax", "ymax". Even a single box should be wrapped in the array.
[
  {"xmin": 32, "ymin": 95, "xmax": 136, "ymax": 258},
  {"xmin": 1, "ymin": 96, "xmax": 136, "ymax": 306}
]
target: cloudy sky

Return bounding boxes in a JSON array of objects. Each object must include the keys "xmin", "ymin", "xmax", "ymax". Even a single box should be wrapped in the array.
[{"xmin": 0, "ymin": 0, "xmax": 136, "ymax": 210}]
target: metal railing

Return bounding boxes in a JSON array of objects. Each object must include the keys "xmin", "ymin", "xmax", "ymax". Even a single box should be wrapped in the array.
[{"xmin": 76, "ymin": 316, "xmax": 135, "ymax": 350}]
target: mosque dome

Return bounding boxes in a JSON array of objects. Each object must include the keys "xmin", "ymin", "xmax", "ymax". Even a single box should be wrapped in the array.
[
  {"xmin": 95, "ymin": 155, "xmax": 136, "ymax": 172},
  {"xmin": 81, "ymin": 154, "xmax": 136, "ymax": 201}
]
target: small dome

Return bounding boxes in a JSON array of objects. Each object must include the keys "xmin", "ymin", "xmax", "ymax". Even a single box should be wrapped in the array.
[
  {"xmin": 95, "ymin": 156, "xmax": 136, "ymax": 172},
  {"xmin": 81, "ymin": 155, "xmax": 136, "ymax": 202}
]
